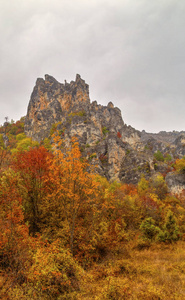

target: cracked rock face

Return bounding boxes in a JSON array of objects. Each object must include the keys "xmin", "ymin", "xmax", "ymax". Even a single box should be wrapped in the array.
[
  {"xmin": 165, "ymin": 172, "xmax": 185, "ymax": 194},
  {"xmin": 25, "ymin": 75, "xmax": 140, "ymax": 180},
  {"xmin": 25, "ymin": 74, "xmax": 90, "ymax": 141},
  {"xmin": 25, "ymin": 74, "xmax": 141, "ymax": 181},
  {"xmin": 25, "ymin": 74, "xmax": 185, "ymax": 188}
]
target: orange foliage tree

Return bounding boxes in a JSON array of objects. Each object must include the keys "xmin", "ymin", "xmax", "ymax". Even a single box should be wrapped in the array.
[
  {"xmin": 0, "ymin": 170, "xmax": 32, "ymax": 287},
  {"xmin": 45, "ymin": 135, "xmax": 100, "ymax": 256},
  {"xmin": 12, "ymin": 146, "xmax": 53, "ymax": 235}
]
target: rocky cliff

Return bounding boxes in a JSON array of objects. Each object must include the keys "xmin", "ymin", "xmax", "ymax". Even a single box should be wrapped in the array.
[
  {"xmin": 25, "ymin": 74, "xmax": 185, "ymax": 188},
  {"xmin": 25, "ymin": 74, "xmax": 142, "ymax": 181},
  {"xmin": 25, "ymin": 74, "xmax": 90, "ymax": 141}
]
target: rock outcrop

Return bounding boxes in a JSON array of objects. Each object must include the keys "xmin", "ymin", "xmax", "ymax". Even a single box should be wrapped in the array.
[
  {"xmin": 25, "ymin": 74, "xmax": 185, "ymax": 188},
  {"xmin": 25, "ymin": 74, "xmax": 141, "ymax": 181},
  {"xmin": 25, "ymin": 74, "xmax": 90, "ymax": 141},
  {"xmin": 166, "ymin": 172, "xmax": 185, "ymax": 194}
]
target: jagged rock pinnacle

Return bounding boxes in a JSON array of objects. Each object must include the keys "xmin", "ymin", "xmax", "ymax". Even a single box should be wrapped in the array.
[{"xmin": 24, "ymin": 74, "xmax": 141, "ymax": 182}]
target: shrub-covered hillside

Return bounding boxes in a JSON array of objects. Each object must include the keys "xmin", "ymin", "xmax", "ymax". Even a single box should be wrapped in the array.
[{"xmin": 1, "ymin": 118, "xmax": 185, "ymax": 299}]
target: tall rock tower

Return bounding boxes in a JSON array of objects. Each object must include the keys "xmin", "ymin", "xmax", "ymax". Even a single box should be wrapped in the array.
[
  {"xmin": 25, "ymin": 74, "xmax": 90, "ymax": 141},
  {"xmin": 25, "ymin": 74, "xmax": 141, "ymax": 181}
]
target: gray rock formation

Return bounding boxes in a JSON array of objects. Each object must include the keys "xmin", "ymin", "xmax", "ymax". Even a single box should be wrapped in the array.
[
  {"xmin": 25, "ymin": 74, "xmax": 90, "ymax": 141},
  {"xmin": 166, "ymin": 172, "xmax": 185, "ymax": 194},
  {"xmin": 25, "ymin": 74, "xmax": 185, "ymax": 189},
  {"xmin": 25, "ymin": 74, "xmax": 142, "ymax": 181}
]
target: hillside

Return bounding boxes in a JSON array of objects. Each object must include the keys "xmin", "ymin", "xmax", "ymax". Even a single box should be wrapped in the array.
[{"xmin": 1, "ymin": 75, "xmax": 185, "ymax": 299}]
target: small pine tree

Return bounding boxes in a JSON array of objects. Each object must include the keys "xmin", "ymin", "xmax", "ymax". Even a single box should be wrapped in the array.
[
  {"xmin": 157, "ymin": 210, "xmax": 180, "ymax": 242},
  {"xmin": 140, "ymin": 217, "xmax": 160, "ymax": 242}
]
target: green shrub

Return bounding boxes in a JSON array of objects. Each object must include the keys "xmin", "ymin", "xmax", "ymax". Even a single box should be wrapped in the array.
[
  {"xmin": 126, "ymin": 149, "xmax": 130, "ymax": 155},
  {"xmin": 154, "ymin": 150, "xmax": 164, "ymax": 162},
  {"xmin": 68, "ymin": 111, "xmax": 86, "ymax": 117},
  {"xmin": 164, "ymin": 153, "xmax": 172, "ymax": 162},
  {"xmin": 16, "ymin": 133, "xmax": 26, "ymax": 141},
  {"xmin": 140, "ymin": 217, "xmax": 160, "ymax": 242},
  {"xmin": 102, "ymin": 127, "xmax": 109, "ymax": 136},
  {"xmin": 157, "ymin": 210, "xmax": 180, "ymax": 242}
]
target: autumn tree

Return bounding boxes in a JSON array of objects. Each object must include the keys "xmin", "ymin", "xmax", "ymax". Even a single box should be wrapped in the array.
[
  {"xmin": 0, "ymin": 135, "xmax": 9, "ymax": 173},
  {"xmin": 149, "ymin": 174, "xmax": 168, "ymax": 200},
  {"xmin": 174, "ymin": 157, "xmax": 185, "ymax": 173},
  {"xmin": 0, "ymin": 169, "xmax": 32, "ymax": 290},
  {"xmin": 45, "ymin": 135, "xmax": 99, "ymax": 255},
  {"xmin": 12, "ymin": 146, "xmax": 53, "ymax": 235}
]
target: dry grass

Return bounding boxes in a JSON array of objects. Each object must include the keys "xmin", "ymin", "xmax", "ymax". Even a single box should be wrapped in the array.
[
  {"xmin": 77, "ymin": 241, "xmax": 185, "ymax": 299},
  {"xmin": 1, "ymin": 241, "xmax": 185, "ymax": 299}
]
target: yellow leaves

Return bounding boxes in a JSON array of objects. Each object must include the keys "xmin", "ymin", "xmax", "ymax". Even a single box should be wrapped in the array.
[
  {"xmin": 174, "ymin": 158, "xmax": 185, "ymax": 173},
  {"xmin": 115, "ymin": 219, "xmax": 126, "ymax": 242},
  {"xmin": 28, "ymin": 239, "xmax": 83, "ymax": 298},
  {"xmin": 99, "ymin": 221, "xmax": 109, "ymax": 236},
  {"xmin": 48, "ymin": 136, "xmax": 98, "ymax": 200},
  {"xmin": 138, "ymin": 176, "xmax": 149, "ymax": 196},
  {"xmin": 44, "ymin": 134, "xmax": 102, "ymax": 255},
  {"xmin": 11, "ymin": 136, "xmax": 39, "ymax": 154},
  {"xmin": 149, "ymin": 193, "xmax": 159, "ymax": 203}
]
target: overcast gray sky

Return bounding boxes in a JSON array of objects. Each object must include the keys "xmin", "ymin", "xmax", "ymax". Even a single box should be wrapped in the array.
[{"xmin": 0, "ymin": 0, "xmax": 185, "ymax": 133}]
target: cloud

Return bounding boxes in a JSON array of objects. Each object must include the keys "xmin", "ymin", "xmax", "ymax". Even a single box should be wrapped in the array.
[{"xmin": 0, "ymin": 0, "xmax": 185, "ymax": 132}]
